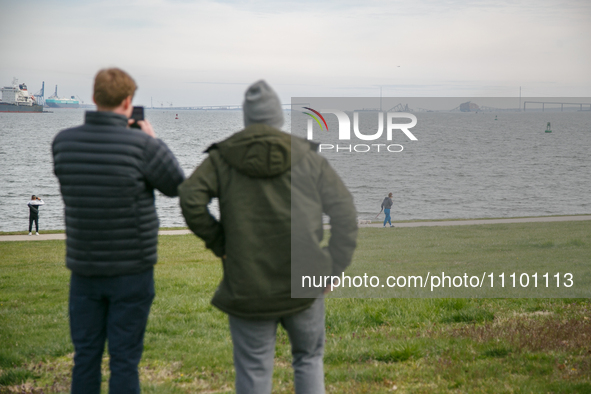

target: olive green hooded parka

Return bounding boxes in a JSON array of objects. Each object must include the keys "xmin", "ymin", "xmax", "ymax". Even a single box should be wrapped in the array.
[{"xmin": 179, "ymin": 124, "xmax": 357, "ymax": 319}]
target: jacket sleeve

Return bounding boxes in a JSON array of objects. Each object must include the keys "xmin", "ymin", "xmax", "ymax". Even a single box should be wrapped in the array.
[
  {"xmin": 178, "ymin": 156, "xmax": 225, "ymax": 257},
  {"xmin": 28, "ymin": 203, "xmax": 39, "ymax": 215},
  {"xmin": 317, "ymin": 159, "xmax": 358, "ymax": 276},
  {"xmin": 143, "ymin": 138, "xmax": 185, "ymax": 197}
]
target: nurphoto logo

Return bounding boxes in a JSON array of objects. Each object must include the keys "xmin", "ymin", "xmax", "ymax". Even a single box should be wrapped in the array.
[{"xmin": 303, "ymin": 108, "xmax": 418, "ymax": 153}]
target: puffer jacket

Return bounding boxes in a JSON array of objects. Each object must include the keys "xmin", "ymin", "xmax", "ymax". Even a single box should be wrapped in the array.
[
  {"xmin": 179, "ymin": 124, "xmax": 357, "ymax": 319},
  {"xmin": 52, "ymin": 111, "xmax": 185, "ymax": 276}
]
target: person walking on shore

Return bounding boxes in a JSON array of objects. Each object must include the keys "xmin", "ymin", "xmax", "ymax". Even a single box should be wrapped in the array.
[
  {"xmin": 382, "ymin": 192, "xmax": 394, "ymax": 227},
  {"xmin": 27, "ymin": 195, "xmax": 44, "ymax": 235},
  {"xmin": 179, "ymin": 80, "xmax": 357, "ymax": 394},
  {"xmin": 52, "ymin": 68, "xmax": 185, "ymax": 394}
]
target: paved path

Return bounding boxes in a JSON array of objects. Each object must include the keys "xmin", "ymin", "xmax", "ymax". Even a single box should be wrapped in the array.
[
  {"xmin": 0, "ymin": 229, "xmax": 194, "ymax": 242},
  {"xmin": 1, "ymin": 215, "xmax": 589, "ymax": 242},
  {"xmin": 355, "ymin": 215, "xmax": 591, "ymax": 229}
]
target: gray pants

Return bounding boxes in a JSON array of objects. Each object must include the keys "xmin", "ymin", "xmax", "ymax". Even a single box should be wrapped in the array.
[{"xmin": 228, "ymin": 298, "xmax": 325, "ymax": 394}]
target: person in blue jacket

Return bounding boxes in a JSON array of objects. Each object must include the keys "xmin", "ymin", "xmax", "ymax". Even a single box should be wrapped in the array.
[{"xmin": 381, "ymin": 192, "xmax": 394, "ymax": 227}]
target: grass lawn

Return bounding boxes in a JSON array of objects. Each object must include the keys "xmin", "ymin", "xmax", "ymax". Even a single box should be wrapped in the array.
[{"xmin": 1, "ymin": 221, "xmax": 590, "ymax": 393}]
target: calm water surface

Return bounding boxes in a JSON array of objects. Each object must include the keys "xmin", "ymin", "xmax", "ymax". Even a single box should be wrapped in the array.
[{"xmin": 0, "ymin": 109, "xmax": 589, "ymax": 231}]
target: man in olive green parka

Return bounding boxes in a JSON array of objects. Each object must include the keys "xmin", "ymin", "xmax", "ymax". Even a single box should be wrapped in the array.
[{"xmin": 179, "ymin": 80, "xmax": 357, "ymax": 394}]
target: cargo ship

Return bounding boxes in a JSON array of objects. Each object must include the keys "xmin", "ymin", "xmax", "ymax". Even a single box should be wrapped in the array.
[
  {"xmin": 45, "ymin": 85, "xmax": 79, "ymax": 108},
  {"xmin": 0, "ymin": 78, "xmax": 43, "ymax": 113}
]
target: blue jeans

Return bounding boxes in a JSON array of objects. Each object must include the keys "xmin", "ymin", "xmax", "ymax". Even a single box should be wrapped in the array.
[
  {"xmin": 383, "ymin": 208, "xmax": 391, "ymax": 226},
  {"xmin": 69, "ymin": 269, "xmax": 155, "ymax": 394},
  {"xmin": 229, "ymin": 298, "xmax": 325, "ymax": 394}
]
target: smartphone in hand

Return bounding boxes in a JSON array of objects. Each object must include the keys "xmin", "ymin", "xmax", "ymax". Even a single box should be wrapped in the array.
[{"xmin": 129, "ymin": 106, "xmax": 144, "ymax": 129}]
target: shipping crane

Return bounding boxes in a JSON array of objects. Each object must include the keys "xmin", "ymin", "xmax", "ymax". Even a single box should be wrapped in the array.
[{"xmin": 33, "ymin": 81, "xmax": 45, "ymax": 106}]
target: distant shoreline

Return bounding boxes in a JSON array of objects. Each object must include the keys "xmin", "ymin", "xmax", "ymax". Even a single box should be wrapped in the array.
[{"xmin": 1, "ymin": 214, "xmax": 589, "ymax": 241}]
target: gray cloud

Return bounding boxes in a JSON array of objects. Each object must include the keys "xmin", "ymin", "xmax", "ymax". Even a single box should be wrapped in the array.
[{"xmin": 1, "ymin": 0, "xmax": 589, "ymax": 105}]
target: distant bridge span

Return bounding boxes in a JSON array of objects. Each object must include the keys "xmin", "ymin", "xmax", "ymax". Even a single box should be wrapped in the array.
[
  {"xmin": 150, "ymin": 103, "xmax": 307, "ymax": 111},
  {"xmin": 523, "ymin": 101, "xmax": 591, "ymax": 112}
]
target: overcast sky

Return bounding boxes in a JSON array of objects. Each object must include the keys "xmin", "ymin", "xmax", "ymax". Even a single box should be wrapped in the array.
[{"xmin": 1, "ymin": 0, "xmax": 589, "ymax": 106}]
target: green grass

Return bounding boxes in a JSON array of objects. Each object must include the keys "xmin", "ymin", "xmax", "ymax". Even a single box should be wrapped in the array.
[
  {"xmin": 1, "ymin": 222, "xmax": 590, "ymax": 393},
  {"xmin": 338, "ymin": 221, "xmax": 591, "ymax": 297}
]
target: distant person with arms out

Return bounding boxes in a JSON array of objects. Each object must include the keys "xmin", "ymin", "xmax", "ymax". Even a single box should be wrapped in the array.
[
  {"xmin": 382, "ymin": 192, "xmax": 394, "ymax": 227},
  {"xmin": 28, "ymin": 195, "xmax": 44, "ymax": 235},
  {"xmin": 52, "ymin": 68, "xmax": 185, "ymax": 394},
  {"xmin": 179, "ymin": 80, "xmax": 357, "ymax": 394}
]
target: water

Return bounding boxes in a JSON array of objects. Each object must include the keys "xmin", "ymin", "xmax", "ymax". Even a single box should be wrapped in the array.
[
  {"xmin": 0, "ymin": 109, "xmax": 245, "ymax": 231},
  {"xmin": 314, "ymin": 110, "xmax": 591, "ymax": 221},
  {"xmin": 1, "ymin": 108, "xmax": 590, "ymax": 231}
]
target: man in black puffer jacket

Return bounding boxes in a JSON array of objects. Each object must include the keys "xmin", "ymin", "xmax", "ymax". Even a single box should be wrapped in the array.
[{"xmin": 52, "ymin": 68, "xmax": 184, "ymax": 394}]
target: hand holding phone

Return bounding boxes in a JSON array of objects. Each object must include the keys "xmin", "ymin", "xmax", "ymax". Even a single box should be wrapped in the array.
[
  {"xmin": 128, "ymin": 107, "xmax": 155, "ymax": 137},
  {"xmin": 129, "ymin": 106, "xmax": 144, "ymax": 129}
]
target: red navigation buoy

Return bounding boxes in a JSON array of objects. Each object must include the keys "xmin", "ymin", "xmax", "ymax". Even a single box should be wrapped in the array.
[{"xmin": 175, "ymin": 114, "xmax": 178, "ymax": 120}]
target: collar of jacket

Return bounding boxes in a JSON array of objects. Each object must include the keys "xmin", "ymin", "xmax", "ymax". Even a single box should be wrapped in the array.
[{"xmin": 84, "ymin": 111, "xmax": 129, "ymax": 128}]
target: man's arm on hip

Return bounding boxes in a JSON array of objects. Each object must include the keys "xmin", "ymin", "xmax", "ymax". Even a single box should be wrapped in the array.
[
  {"xmin": 179, "ymin": 157, "xmax": 225, "ymax": 258},
  {"xmin": 318, "ymin": 159, "xmax": 358, "ymax": 276}
]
